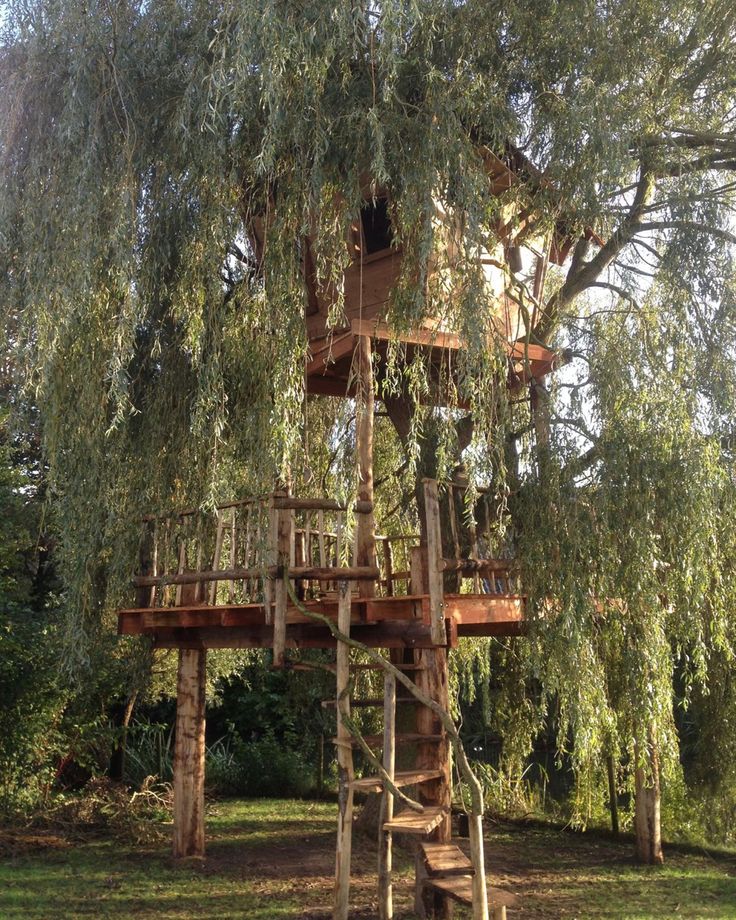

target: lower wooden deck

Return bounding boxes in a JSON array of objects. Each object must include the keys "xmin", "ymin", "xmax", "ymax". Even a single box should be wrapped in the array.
[{"xmin": 117, "ymin": 593, "xmax": 525, "ymax": 649}]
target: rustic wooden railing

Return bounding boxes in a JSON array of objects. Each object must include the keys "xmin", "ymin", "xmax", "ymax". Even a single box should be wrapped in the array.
[
  {"xmin": 423, "ymin": 478, "xmax": 519, "ymax": 644},
  {"xmin": 132, "ymin": 493, "xmax": 419, "ymax": 664}
]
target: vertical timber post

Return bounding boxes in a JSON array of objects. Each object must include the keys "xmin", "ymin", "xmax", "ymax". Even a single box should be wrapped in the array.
[
  {"xmin": 173, "ymin": 648, "xmax": 207, "ymax": 859},
  {"xmin": 414, "ymin": 644, "xmax": 453, "ymax": 919},
  {"xmin": 469, "ymin": 811, "xmax": 489, "ymax": 920},
  {"xmin": 355, "ymin": 334, "xmax": 376, "ymax": 598},
  {"xmin": 423, "ymin": 479, "xmax": 446, "ymax": 646},
  {"xmin": 272, "ymin": 495, "xmax": 291, "ymax": 668},
  {"xmin": 334, "ymin": 580, "xmax": 354, "ymax": 920},
  {"xmin": 415, "ymin": 483, "xmax": 452, "ymax": 917},
  {"xmin": 378, "ymin": 671, "xmax": 396, "ymax": 919}
]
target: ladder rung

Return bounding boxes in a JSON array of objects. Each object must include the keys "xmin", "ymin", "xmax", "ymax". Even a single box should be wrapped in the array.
[
  {"xmin": 421, "ymin": 841, "xmax": 475, "ymax": 877},
  {"xmin": 349, "ymin": 663, "xmax": 427, "ymax": 671},
  {"xmin": 350, "ymin": 769, "xmax": 443, "ymax": 794},
  {"xmin": 322, "ymin": 697, "xmax": 424, "ymax": 708},
  {"xmin": 331, "ymin": 733, "xmax": 444, "ymax": 747},
  {"xmin": 382, "ymin": 805, "xmax": 448, "ymax": 836}
]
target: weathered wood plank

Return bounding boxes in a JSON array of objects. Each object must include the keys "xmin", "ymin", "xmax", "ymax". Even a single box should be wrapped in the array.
[
  {"xmin": 382, "ymin": 806, "xmax": 448, "ymax": 836},
  {"xmin": 350, "ymin": 769, "xmax": 442, "ymax": 794},
  {"xmin": 421, "ymin": 842, "xmax": 474, "ymax": 877}
]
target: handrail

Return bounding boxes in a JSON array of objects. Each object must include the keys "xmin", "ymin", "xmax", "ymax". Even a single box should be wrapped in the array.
[{"xmin": 133, "ymin": 564, "xmax": 380, "ymax": 588}]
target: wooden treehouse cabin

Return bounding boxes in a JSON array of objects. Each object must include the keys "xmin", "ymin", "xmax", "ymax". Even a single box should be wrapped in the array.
[{"xmin": 118, "ymin": 148, "xmax": 573, "ymax": 920}]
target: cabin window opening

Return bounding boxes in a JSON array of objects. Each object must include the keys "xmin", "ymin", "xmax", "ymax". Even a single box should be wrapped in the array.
[{"xmin": 360, "ymin": 199, "xmax": 393, "ymax": 255}]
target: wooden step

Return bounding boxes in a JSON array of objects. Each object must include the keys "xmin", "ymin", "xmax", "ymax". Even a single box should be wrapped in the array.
[
  {"xmin": 421, "ymin": 841, "xmax": 475, "ymax": 877},
  {"xmin": 332, "ymin": 733, "xmax": 443, "ymax": 747},
  {"xmin": 322, "ymin": 697, "xmax": 424, "ymax": 708},
  {"xmin": 351, "ymin": 769, "xmax": 443, "ymax": 794},
  {"xmin": 350, "ymin": 662, "xmax": 427, "ymax": 672},
  {"xmin": 382, "ymin": 805, "xmax": 448, "ymax": 836},
  {"xmin": 424, "ymin": 874, "xmax": 474, "ymax": 905}
]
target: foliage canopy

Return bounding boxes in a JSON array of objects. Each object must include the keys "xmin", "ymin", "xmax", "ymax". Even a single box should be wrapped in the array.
[{"xmin": 2, "ymin": 0, "xmax": 736, "ymax": 819}]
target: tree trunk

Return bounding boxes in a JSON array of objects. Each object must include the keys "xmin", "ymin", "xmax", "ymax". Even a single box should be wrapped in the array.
[
  {"xmin": 634, "ymin": 732, "xmax": 663, "ymax": 865},
  {"xmin": 606, "ymin": 754, "xmax": 619, "ymax": 838}
]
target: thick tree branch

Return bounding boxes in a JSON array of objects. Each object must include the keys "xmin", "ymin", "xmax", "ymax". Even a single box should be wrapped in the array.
[{"xmin": 537, "ymin": 169, "xmax": 656, "ymax": 340}]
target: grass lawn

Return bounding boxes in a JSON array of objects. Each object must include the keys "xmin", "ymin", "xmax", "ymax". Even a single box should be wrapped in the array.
[{"xmin": 1, "ymin": 798, "xmax": 735, "ymax": 919}]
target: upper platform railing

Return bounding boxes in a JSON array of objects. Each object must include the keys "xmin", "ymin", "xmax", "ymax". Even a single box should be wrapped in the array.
[
  {"xmin": 130, "ymin": 481, "xmax": 519, "ymax": 658},
  {"xmin": 133, "ymin": 494, "xmax": 416, "ymax": 606}
]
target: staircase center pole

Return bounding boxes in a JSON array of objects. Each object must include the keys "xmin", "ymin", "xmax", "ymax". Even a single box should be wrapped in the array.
[
  {"xmin": 334, "ymin": 580, "xmax": 354, "ymax": 920},
  {"xmin": 378, "ymin": 671, "xmax": 396, "ymax": 919}
]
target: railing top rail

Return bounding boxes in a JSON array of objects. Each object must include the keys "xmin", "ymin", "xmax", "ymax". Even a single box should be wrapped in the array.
[{"xmin": 141, "ymin": 494, "xmax": 379, "ymax": 524}]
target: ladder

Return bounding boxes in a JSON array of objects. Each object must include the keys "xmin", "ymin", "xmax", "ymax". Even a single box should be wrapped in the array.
[{"xmin": 331, "ymin": 581, "xmax": 494, "ymax": 919}]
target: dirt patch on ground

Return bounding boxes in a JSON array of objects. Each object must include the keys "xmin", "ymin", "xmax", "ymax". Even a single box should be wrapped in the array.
[{"xmin": 0, "ymin": 828, "xmax": 73, "ymax": 857}]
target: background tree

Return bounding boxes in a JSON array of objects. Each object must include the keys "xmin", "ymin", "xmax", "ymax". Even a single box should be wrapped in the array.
[{"xmin": 2, "ymin": 0, "xmax": 736, "ymax": 858}]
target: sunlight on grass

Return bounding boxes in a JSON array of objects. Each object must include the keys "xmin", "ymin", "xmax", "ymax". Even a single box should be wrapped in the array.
[{"xmin": 1, "ymin": 799, "xmax": 735, "ymax": 919}]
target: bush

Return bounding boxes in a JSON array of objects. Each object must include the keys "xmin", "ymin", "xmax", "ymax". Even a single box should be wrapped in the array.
[
  {"xmin": 207, "ymin": 731, "xmax": 314, "ymax": 798},
  {"xmin": 124, "ymin": 721, "xmax": 314, "ymax": 798},
  {"xmin": 123, "ymin": 721, "xmax": 174, "ymax": 787}
]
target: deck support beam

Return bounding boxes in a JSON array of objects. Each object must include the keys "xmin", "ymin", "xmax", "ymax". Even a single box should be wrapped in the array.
[{"xmin": 173, "ymin": 648, "xmax": 207, "ymax": 858}]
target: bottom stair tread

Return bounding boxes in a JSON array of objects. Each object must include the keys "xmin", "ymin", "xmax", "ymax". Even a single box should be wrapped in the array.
[
  {"xmin": 382, "ymin": 805, "xmax": 448, "ymax": 835},
  {"xmin": 421, "ymin": 841, "xmax": 475, "ymax": 876},
  {"xmin": 424, "ymin": 873, "xmax": 475, "ymax": 905}
]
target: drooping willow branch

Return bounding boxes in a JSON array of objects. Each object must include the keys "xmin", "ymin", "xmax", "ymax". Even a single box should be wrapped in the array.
[{"xmin": 285, "ymin": 579, "xmax": 486, "ymax": 818}]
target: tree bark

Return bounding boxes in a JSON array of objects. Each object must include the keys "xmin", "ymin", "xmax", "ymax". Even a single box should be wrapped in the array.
[{"xmin": 634, "ymin": 731, "xmax": 664, "ymax": 865}]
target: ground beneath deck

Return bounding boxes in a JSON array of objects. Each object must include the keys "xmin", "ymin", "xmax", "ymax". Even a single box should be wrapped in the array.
[{"xmin": 1, "ymin": 798, "xmax": 735, "ymax": 919}]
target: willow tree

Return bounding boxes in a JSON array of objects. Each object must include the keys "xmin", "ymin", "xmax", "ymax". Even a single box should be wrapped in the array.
[{"xmin": 2, "ymin": 0, "xmax": 736, "ymax": 861}]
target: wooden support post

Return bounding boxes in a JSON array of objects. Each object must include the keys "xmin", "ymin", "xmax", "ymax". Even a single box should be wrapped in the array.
[
  {"xmin": 334, "ymin": 580, "xmax": 354, "ymax": 920},
  {"xmin": 263, "ymin": 503, "xmax": 276, "ymax": 625},
  {"xmin": 272, "ymin": 500, "xmax": 291, "ymax": 668},
  {"xmin": 173, "ymin": 648, "xmax": 207, "ymax": 859},
  {"xmin": 355, "ymin": 334, "xmax": 376, "ymax": 598},
  {"xmin": 415, "ymin": 645, "xmax": 452, "ymax": 919},
  {"xmin": 410, "ymin": 546, "xmax": 425, "ymax": 597},
  {"xmin": 469, "ymin": 812, "xmax": 489, "ymax": 920},
  {"xmin": 209, "ymin": 511, "xmax": 226, "ymax": 605},
  {"xmin": 383, "ymin": 538, "xmax": 394, "ymax": 598},
  {"xmin": 378, "ymin": 671, "xmax": 396, "ymax": 920},
  {"xmin": 423, "ymin": 479, "xmax": 446, "ymax": 645},
  {"xmin": 229, "ymin": 510, "xmax": 237, "ymax": 603},
  {"xmin": 174, "ymin": 537, "xmax": 187, "ymax": 607}
]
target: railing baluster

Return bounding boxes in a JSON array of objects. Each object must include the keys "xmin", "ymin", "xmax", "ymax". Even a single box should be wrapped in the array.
[
  {"xmin": 149, "ymin": 521, "xmax": 159, "ymax": 608},
  {"xmin": 229, "ymin": 509, "xmax": 237, "ymax": 603},
  {"xmin": 175, "ymin": 527, "xmax": 187, "ymax": 607},
  {"xmin": 209, "ymin": 510, "xmax": 225, "ymax": 605}
]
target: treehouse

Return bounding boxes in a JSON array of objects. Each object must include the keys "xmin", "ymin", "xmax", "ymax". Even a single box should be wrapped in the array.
[
  {"xmin": 250, "ymin": 145, "xmax": 573, "ymax": 401},
  {"xmin": 117, "ymin": 144, "xmax": 578, "ymax": 920}
]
